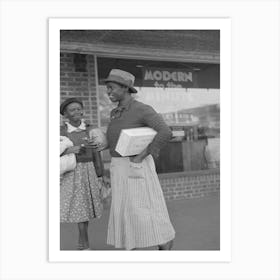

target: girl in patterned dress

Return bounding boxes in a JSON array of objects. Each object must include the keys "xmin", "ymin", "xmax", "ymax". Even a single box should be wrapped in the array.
[{"xmin": 60, "ymin": 98, "xmax": 103, "ymax": 250}]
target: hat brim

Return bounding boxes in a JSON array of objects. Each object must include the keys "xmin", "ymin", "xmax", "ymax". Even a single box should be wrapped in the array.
[
  {"xmin": 60, "ymin": 98, "xmax": 83, "ymax": 115},
  {"xmin": 103, "ymin": 78, "xmax": 137, "ymax": 93}
]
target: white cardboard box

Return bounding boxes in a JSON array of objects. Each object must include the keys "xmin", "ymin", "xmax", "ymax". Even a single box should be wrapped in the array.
[{"xmin": 115, "ymin": 127, "xmax": 157, "ymax": 156}]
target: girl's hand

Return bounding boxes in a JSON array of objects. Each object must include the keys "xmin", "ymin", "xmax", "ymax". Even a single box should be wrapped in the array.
[
  {"xmin": 88, "ymin": 141, "xmax": 101, "ymax": 149},
  {"xmin": 83, "ymin": 136, "xmax": 101, "ymax": 149},
  {"xmin": 65, "ymin": 145, "xmax": 85, "ymax": 154}
]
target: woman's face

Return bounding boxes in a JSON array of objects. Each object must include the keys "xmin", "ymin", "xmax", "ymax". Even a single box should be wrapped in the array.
[
  {"xmin": 64, "ymin": 102, "xmax": 83, "ymax": 122},
  {"xmin": 106, "ymin": 82, "xmax": 128, "ymax": 103}
]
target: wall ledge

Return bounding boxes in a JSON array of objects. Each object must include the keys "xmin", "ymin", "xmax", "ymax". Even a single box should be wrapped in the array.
[{"xmin": 158, "ymin": 168, "xmax": 220, "ymax": 180}]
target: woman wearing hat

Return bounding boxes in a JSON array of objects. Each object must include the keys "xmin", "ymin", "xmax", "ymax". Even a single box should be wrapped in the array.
[
  {"xmin": 60, "ymin": 98, "xmax": 103, "ymax": 250},
  {"xmin": 104, "ymin": 69, "xmax": 175, "ymax": 250}
]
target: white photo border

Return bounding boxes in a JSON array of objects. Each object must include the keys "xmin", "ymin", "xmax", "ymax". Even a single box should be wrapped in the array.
[{"xmin": 49, "ymin": 18, "xmax": 231, "ymax": 262}]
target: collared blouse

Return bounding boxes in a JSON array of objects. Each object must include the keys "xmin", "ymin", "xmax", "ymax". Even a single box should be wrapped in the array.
[
  {"xmin": 106, "ymin": 99, "xmax": 172, "ymax": 158},
  {"xmin": 60, "ymin": 121, "xmax": 94, "ymax": 163}
]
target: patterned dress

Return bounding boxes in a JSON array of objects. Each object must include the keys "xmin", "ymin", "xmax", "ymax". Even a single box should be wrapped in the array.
[{"xmin": 60, "ymin": 123, "xmax": 103, "ymax": 223}]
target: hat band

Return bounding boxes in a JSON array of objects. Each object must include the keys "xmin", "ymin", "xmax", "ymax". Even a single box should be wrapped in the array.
[{"xmin": 105, "ymin": 75, "xmax": 133, "ymax": 88}]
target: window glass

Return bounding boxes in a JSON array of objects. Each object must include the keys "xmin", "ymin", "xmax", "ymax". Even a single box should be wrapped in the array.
[{"xmin": 97, "ymin": 58, "xmax": 220, "ymax": 173}]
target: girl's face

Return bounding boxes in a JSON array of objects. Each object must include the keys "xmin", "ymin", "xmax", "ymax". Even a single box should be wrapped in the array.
[
  {"xmin": 64, "ymin": 102, "xmax": 83, "ymax": 122},
  {"xmin": 106, "ymin": 82, "xmax": 128, "ymax": 103}
]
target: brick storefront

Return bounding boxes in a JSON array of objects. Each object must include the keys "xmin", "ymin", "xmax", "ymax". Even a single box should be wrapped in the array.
[
  {"xmin": 60, "ymin": 53, "xmax": 98, "ymax": 127},
  {"xmin": 60, "ymin": 30, "xmax": 220, "ymax": 201}
]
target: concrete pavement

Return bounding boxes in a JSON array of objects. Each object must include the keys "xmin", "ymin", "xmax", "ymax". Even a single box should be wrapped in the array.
[{"xmin": 60, "ymin": 193, "xmax": 220, "ymax": 250}]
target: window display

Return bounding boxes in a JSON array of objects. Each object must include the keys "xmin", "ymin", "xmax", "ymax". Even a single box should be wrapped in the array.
[{"xmin": 97, "ymin": 57, "xmax": 220, "ymax": 173}]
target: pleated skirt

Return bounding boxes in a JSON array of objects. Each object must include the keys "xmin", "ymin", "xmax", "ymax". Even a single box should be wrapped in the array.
[{"xmin": 107, "ymin": 155, "xmax": 175, "ymax": 250}]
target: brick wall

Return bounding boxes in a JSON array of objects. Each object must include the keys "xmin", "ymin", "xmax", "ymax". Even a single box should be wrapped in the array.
[
  {"xmin": 159, "ymin": 169, "xmax": 220, "ymax": 201},
  {"xmin": 60, "ymin": 52, "xmax": 98, "ymax": 126},
  {"xmin": 102, "ymin": 169, "xmax": 220, "ymax": 204}
]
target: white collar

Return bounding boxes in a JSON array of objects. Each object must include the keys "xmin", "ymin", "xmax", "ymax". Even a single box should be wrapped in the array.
[{"xmin": 65, "ymin": 119, "xmax": 86, "ymax": 133}]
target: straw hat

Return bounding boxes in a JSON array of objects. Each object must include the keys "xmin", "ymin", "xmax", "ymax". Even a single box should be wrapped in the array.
[{"xmin": 103, "ymin": 69, "xmax": 137, "ymax": 93}]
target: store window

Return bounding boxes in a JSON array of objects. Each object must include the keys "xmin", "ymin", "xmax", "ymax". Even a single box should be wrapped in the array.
[{"xmin": 97, "ymin": 57, "xmax": 220, "ymax": 174}]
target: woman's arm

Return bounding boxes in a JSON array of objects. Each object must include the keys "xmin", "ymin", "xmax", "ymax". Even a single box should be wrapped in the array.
[
  {"xmin": 129, "ymin": 147, "xmax": 149, "ymax": 163},
  {"xmin": 130, "ymin": 105, "xmax": 172, "ymax": 163},
  {"xmin": 143, "ymin": 105, "xmax": 172, "ymax": 158}
]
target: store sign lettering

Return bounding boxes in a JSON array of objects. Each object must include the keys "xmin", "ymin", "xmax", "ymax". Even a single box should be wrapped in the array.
[{"xmin": 142, "ymin": 67, "xmax": 193, "ymax": 89}]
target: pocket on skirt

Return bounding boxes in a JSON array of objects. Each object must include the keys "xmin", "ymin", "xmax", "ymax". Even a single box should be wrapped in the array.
[{"xmin": 128, "ymin": 161, "xmax": 145, "ymax": 179}]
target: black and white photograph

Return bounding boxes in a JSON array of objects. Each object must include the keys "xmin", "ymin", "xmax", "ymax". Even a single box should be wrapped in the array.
[
  {"xmin": 49, "ymin": 18, "xmax": 231, "ymax": 262},
  {"xmin": 1, "ymin": 0, "xmax": 279, "ymax": 279},
  {"xmin": 59, "ymin": 30, "xmax": 220, "ymax": 251}
]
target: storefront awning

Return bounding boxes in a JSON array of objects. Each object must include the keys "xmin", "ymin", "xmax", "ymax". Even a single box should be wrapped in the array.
[{"xmin": 60, "ymin": 30, "xmax": 220, "ymax": 64}]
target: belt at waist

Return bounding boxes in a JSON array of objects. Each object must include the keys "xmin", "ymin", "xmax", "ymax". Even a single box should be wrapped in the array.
[
  {"xmin": 76, "ymin": 158, "xmax": 93, "ymax": 163},
  {"xmin": 109, "ymin": 150, "xmax": 125, "ymax": 158}
]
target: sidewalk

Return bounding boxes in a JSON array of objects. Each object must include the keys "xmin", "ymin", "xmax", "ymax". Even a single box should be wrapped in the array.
[{"xmin": 60, "ymin": 193, "xmax": 220, "ymax": 250}]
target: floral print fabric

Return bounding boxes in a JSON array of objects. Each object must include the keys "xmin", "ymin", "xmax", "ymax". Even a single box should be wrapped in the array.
[{"xmin": 60, "ymin": 162, "xmax": 103, "ymax": 223}]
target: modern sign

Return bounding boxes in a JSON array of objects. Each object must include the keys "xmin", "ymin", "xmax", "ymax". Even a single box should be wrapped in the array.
[{"xmin": 142, "ymin": 67, "xmax": 194, "ymax": 89}]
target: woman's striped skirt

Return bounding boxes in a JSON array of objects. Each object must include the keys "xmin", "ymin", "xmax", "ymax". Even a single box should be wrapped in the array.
[{"xmin": 107, "ymin": 155, "xmax": 175, "ymax": 250}]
